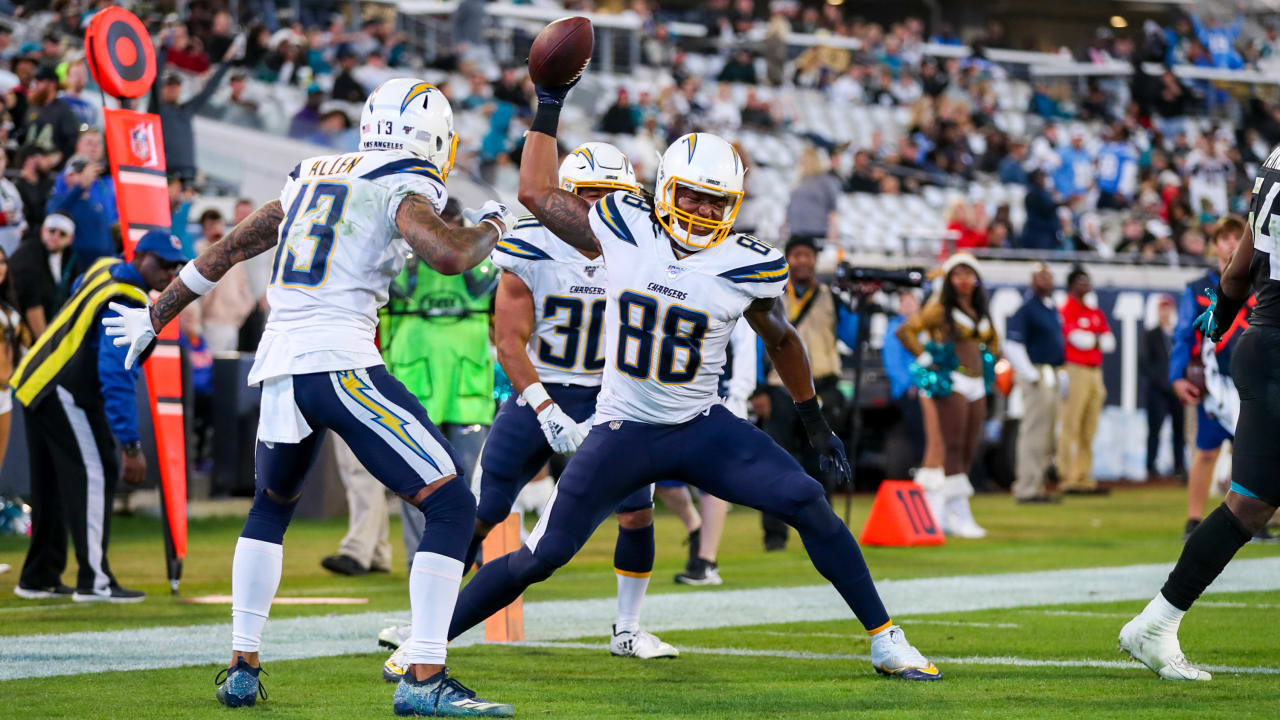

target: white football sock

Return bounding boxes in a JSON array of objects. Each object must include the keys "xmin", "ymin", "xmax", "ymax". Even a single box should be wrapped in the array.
[
  {"xmin": 615, "ymin": 571, "xmax": 650, "ymax": 634},
  {"xmin": 1144, "ymin": 592, "xmax": 1186, "ymax": 634},
  {"xmin": 405, "ymin": 551, "xmax": 464, "ymax": 665},
  {"xmin": 231, "ymin": 537, "xmax": 283, "ymax": 653}
]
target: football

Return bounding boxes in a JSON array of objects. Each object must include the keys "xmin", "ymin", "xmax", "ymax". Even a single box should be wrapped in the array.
[{"xmin": 528, "ymin": 16, "xmax": 594, "ymax": 88}]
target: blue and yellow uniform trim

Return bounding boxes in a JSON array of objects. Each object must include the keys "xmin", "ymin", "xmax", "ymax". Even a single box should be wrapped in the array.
[
  {"xmin": 718, "ymin": 257, "xmax": 789, "ymax": 284},
  {"xmin": 594, "ymin": 193, "xmax": 637, "ymax": 246},
  {"xmin": 494, "ymin": 236, "xmax": 552, "ymax": 261},
  {"xmin": 336, "ymin": 370, "xmax": 441, "ymax": 473},
  {"xmin": 361, "ymin": 158, "xmax": 445, "ymax": 184}
]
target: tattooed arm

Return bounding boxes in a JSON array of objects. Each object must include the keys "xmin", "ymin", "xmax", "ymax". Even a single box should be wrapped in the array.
[
  {"xmin": 516, "ymin": 128, "xmax": 598, "ymax": 254},
  {"xmin": 150, "ymin": 199, "xmax": 284, "ymax": 332},
  {"xmin": 395, "ymin": 194, "xmax": 500, "ymax": 276}
]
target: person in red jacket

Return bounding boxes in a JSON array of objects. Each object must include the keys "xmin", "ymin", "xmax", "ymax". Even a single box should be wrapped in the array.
[{"xmin": 1057, "ymin": 267, "xmax": 1114, "ymax": 495}]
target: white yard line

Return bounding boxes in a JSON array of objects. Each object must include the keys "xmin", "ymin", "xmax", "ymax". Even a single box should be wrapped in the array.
[
  {"xmin": 521, "ymin": 642, "xmax": 1280, "ymax": 676},
  {"xmin": 896, "ymin": 619, "xmax": 1022, "ymax": 629},
  {"xmin": 4, "ymin": 557, "xmax": 1280, "ymax": 681}
]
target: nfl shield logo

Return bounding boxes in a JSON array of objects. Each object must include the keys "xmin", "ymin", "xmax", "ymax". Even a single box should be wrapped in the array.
[
  {"xmin": 609, "ymin": 421, "xmax": 622, "ymax": 430},
  {"xmin": 130, "ymin": 124, "xmax": 151, "ymax": 162},
  {"xmin": 666, "ymin": 264, "xmax": 684, "ymax": 279},
  {"xmin": 584, "ymin": 266, "xmax": 598, "ymax": 278}
]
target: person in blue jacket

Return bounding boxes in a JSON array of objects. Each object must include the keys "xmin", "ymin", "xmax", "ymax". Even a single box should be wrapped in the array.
[
  {"xmin": 1167, "ymin": 216, "xmax": 1272, "ymax": 542},
  {"xmin": 9, "ymin": 230, "xmax": 186, "ymax": 602},
  {"xmin": 45, "ymin": 128, "xmax": 117, "ymax": 261},
  {"xmin": 882, "ymin": 291, "xmax": 926, "ymax": 477}
]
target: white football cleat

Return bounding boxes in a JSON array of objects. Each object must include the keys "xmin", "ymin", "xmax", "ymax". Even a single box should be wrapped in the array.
[
  {"xmin": 871, "ymin": 625, "xmax": 942, "ymax": 681},
  {"xmin": 379, "ymin": 622, "xmax": 412, "ymax": 650},
  {"xmin": 946, "ymin": 516, "xmax": 988, "ymax": 539},
  {"xmin": 610, "ymin": 626, "xmax": 679, "ymax": 659},
  {"xmin": 1119, "ymin": 615, "xmax": 1211, "ymax": 681},
  {"xmin": 382, "ymin": 644, "xmax": 408, "ymax": 683}
]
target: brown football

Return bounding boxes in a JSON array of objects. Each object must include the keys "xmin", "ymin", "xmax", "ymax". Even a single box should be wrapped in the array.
[{"xmin": 528, "ymin": 16, "xmax": 594, "ymax": 88}]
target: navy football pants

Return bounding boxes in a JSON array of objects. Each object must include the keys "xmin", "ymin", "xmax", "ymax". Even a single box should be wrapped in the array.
[{"xmin": 450, "ymin": 405, "xmax": 891, "ymax": 637}]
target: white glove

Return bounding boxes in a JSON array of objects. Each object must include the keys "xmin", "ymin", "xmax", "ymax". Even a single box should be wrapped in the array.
[
  {"xmin": 725, "ymin": 393, "xmax": 750, "ymax": 420},
  {"xmin": 914, "ymin": 351, "xmax": 934, "ymax": 368},
  {"xmin": 464, "ymin": 200, "xmax": 517, "ymax": 236},
  {"xmin": 537, "ymin": 403, "xmax": 589, "ymax": 455},
  {"xmin": 101, "ymin": 301, "xmax": 156, "ymax": 370}
]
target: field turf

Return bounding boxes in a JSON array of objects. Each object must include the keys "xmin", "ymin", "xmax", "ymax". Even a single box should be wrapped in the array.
[{"xmin": 2, "ymin": 486, "xmax": 1278, "ymax": 719}]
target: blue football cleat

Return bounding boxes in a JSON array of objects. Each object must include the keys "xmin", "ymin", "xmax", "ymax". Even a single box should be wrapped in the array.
[
  {"xmin": 215, "ymin": 658, "xmax": 267, "ymax": 708},
  {"xmin": 393, "ymin": 667, "xmax": 513, "ymax": 717}
]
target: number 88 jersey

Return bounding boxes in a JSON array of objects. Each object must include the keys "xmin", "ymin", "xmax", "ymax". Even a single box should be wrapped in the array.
[
  {"xmin": 491, "ymin": 216, "xmax": 610, "ymax": 387},
  {"xmin": 587, "ymin": 191, "xmax": 789, "ymax": 424}
]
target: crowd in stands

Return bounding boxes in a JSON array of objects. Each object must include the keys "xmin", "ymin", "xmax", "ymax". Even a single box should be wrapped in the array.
[{"xmin": 0, "ymin": 0, "xmax": 1276, "ymax": 282}]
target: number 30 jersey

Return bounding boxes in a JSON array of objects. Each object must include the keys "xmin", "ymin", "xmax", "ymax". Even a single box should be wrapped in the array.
[
  {"xmin": 249, "ymin": 149, "xmax": 447, "ymax": 385},
  {"xmin": 491, "ymin": 217, "xmax": 609, "ymax": 387},
  {"xmin": 586, "ymin": 191, "xmax": 788, "ymax": 424}
]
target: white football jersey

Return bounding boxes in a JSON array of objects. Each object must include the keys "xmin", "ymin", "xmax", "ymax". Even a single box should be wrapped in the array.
[
  {"xmin": 586, "ymin": 191, "xmax": 787, "ymax": 424},
  {"xmin": 248, "ymin": 149, "xmax": 447, "ymax": 385},
  {"xmin": 491, "ymin": 217, "xmax": 608, "ymax": 387}
]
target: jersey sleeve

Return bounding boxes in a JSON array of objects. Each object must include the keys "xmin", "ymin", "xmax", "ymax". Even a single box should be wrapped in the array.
[
  {"xmin": 360, "ymin": 155, "xmax": 450, "ymax": 227},
  {"xmin": 588, "ymin": 190, "xmax": 649, "ymax": 259},
  {"xmin": 715, "ymin": 238, "xmax": 790, "ymax": 300},
  {"xmin": 490, "ymin": 220, "xmax": 553, "ymax": 282}
]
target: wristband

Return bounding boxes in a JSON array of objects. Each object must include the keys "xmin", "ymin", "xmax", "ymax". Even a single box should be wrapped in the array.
[
  {"xmin": 521, "ymin": 382, "xmax": 552, "ymax": 412},
  {"xmin": 529, "ymin": 102, "xmax": 562, "ymax": 137},
  {"xmin": 481, "ymin": 217, "xmax": 506, "ymax": 237},
  {"xmin": 794, "ymin": 396, "xmax": 829, "ymax": 435},
  {"xmin": 179, "ymin": 262, "xmax": 217, "ymax": 295}
]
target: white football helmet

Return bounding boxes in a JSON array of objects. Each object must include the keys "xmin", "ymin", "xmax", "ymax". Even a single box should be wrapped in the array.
[
  {"xmin": 360, "ymin": 78, "xmax": 459, "ymax": 179},
  {"xmin": 653, "ymin": 133, "xmax": 745, "ymax": 250},
  {"xmin": 559, "ymin": 142, "xmax": 639, "ymax": 194}
]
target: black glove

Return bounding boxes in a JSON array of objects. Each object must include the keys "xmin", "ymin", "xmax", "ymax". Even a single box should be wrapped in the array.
[
  {"xmin": 533, "ymin": 75, "xmax": 581, "ymax": 107},
  {"xmin": 795, "ymin": 397, "xmax": 852, "ymax": 488}
]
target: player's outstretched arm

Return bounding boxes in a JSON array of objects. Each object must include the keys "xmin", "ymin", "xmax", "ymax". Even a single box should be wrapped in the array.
[
  {"xmin": 397, "ymin": 194, "xmax": 502, "ymax": 276},
  {"xmin": 745, "ymin": 296, "xmax": 852, "ymax": 485},
  {"xmin": 150, "ymin": 199, "xmax": 285, "ymax": 332},
  {"xmin": 516, "ymin": 88, "xmax": 599, "ymax": 254},
  {"xmin": 103, "ymin": 199, "xmax": 285, "ymax": 369}
]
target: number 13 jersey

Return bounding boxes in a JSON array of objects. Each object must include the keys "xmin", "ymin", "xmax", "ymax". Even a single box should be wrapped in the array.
[
  {"xmin": 586, "ymin": 191, "xmax": 788, "ymax": 424},
  {"xmin": 250, "ymin": 149, "xmax": 447, "ymax": 386}
]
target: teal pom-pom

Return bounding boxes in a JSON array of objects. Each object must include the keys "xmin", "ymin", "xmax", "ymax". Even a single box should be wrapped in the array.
[{"xmin": 909, "ymin": 341, "xmax": 959, "ymax": 397}]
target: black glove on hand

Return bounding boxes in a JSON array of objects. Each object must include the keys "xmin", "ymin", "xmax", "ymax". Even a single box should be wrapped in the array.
[{"xmin": 796, "ymin": 397, "xmax": 852, "ymax": 488}]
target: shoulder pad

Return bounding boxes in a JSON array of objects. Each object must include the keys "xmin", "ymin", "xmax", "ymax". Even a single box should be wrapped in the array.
[{"xmin": 593, "ymin": 191, "xmax": 651, "ymax": 246}]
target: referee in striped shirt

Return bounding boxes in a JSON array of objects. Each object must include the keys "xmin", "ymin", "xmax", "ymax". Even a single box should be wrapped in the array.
[{"xmin": 10, "ymin": 231, "xmax": 185, "ymax": 603}]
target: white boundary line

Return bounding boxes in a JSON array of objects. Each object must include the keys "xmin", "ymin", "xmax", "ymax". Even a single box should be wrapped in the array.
[{"xmin": 4, "ymin": 557, "xmax": 1280, "ymax": 681}]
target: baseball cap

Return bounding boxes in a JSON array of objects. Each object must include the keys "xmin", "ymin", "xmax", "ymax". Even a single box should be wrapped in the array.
[
  {"xmin": 135, "ymin": 230, "xmax": 189, "ymax": 263},
  {"xmin": 34, "ymin": 64, "xmax": 59, "ymax": 82}
]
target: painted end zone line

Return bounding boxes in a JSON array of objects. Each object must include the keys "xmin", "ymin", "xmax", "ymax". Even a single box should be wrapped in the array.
[{"xmin": 520, "ymin": 641, "xmax": 1280, "ymax": 677}]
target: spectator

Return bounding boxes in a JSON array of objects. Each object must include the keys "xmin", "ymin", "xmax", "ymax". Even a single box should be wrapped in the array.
[
  {"xmin": 945, "ymin": 198, "xmax": 989, "ymax": 250},
  {"xmin": 491, "ymin": 66, "xmax": 530, "ymax": 109},
  {"xmin": 150, "ymin": 41, "xmax": 238, "ymax": 184},
  {"xmin": 846, "ymin": 150, "xmax": 879, "ymax": 193},
  {"xmin": 20, "ymin": 64, "xmax": 80, "ymax": 164},
  {"xmin": 210, "ymin": 71, "xmax": 264, "ymax": 129},
  {"xmin": 1005, "ymin": 263, "xmax": 1064, "ymax": 503},
  {"xmin": 998, "ymin": 140, "xmax": 1029, "ymax": 185},
  {"xmin": 308, "ymin": 109, "xmax": 358, "ymax": 151},
  {"xmin": 169, "ymin": 176, "xmax": 195, "ymax": 258},
  {"xmin": 10, "ymin": 211, "xmax": 82, "ymax": 337},
  {"xmin": 1096, "ymin": 125, "xmax": 1139, "ymax": 209},
  {"xmin": 0, "ymin": 245, "xmax": 31, "ymax": 472},
  {"xmin": 59, "ymin": 62, "xmax": 98, "ymax": 130},
  {"xmin": 46, "ymin": 129, "xmax": 116, "ymax": 260},
  {"xmin": 881, "ymin": 291, "xmax": 926, "ymax": 478},
  {"xmin": 0, "ymin": 149, "xmax": 25, "ymax": 256},
  {"xmin": 1142, "ymin": 294, "xmax": 1185, "ymax": 480},
  {"xmin": 786, "ymin": 147, "xmax": 841, "ymax": 246},
  {"xmin": 257, "ymin": 28, "xmax": 304, "ymax": 84},
  {"xmin": 331, "ymin": 47, "xmax": 365, "ymax": 103},
  {"xmin": 13, "ymin": 145, "xmax": 53, "ymax": 243},
  {"xmin": 10, "ymin": 230, "xmax": 185, "ymax": 603},
  {"xmin": 199, "ymin": 232, "xmax": 256, "ymax": 356},
  {"xmin": 757, "ymin": 236, "xmax": 857, "ymax": 550},
  {"xmin": 1191, "ymin": 12, "xmax": 1243, "ymax": 69},
  {"xmin": 601, "ymin": 89, "xmax": 639, "ymax": 135},
  {"xmin": 1053, "ymin": 129, "xmax": 1095, "ymax": 200},
  {"xmin": 717, "ymin": 50, "xmax": 758, "ymax": 84},
  {"xmin": 288, "ymin": 84, "xmax": 326, "ymax": 140},
  {"xmin": 164, "ymin": 22, "xmax": 211, "ymax": 74},
  {"xmin": 205, "ymin": 11, "xmax": 237, "ymax": 63},
  {"xmin": 704, "ymin": 84, "xmax": 742, "ymax": 134},
  {"xmin": 1057, "ymin": 267, "xmax": 1114, "ymax": 496},
  {"xmin": 1021, "ymin": 170, "xmax": 1060, "ymax": 250}
]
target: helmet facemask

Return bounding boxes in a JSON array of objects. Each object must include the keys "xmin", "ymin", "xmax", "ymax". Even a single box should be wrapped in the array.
[{"xmin": 655, "ymin": 177, "xmax": 743, "ymax": 251}]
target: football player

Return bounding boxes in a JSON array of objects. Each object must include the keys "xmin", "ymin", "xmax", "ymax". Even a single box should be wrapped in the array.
[
  {"xmin": 1121, "ymin": 146, "xmax": 1280, "ymax": 681},
  {"xmin": 381, "ymin": 142, "xmax": 675, "ymax": 683},
  {"xmin": 104, "ymin": 78, "xmax": 514, "ymax": 717},
  {"xmin": 445, "ymin": 79, "xmax": 941, "ymax": 683}
]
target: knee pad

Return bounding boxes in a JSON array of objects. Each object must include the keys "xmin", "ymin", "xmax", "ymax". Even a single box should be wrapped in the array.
[
  {"xmin": 241, "ymin": 488, "xmax": 300, "ymax": 545},
  {"xmin": 415, "ymin": 476, "xmax": 478, "ymax": 561},
  {"xmin": 508, "ymin": 545, "xmax": 558, "ymax": 585}
]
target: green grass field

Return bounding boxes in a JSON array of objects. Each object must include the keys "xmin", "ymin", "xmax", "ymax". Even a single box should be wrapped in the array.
[{"xmin": 3, "ymin": 486, "xmax": 1279, "ymax": 719}]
